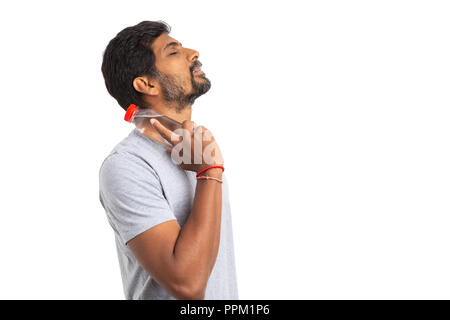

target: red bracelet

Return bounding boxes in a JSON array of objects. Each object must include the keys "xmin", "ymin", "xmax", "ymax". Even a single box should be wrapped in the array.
[{"xmin": 196, "ymin": 165, "xmax": 225, "ymax": 178}]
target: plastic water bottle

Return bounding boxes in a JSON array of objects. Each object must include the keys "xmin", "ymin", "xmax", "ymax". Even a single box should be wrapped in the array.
[{"xmin": 124, "ymin": 104, "xmax": 183, "ymax": 132}]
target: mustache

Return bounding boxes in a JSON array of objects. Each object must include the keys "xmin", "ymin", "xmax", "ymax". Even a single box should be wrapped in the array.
[{"xmin": 190, "ymin": 61, "xmax": 202, "ymax": 73}]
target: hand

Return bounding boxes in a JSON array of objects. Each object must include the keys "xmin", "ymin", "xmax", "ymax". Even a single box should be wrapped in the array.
[{"xmin": 150, "ymin": 118, "xmax": 224, "ymax": 173}]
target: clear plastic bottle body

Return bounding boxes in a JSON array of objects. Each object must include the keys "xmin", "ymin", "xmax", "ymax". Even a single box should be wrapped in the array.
[{"xmin": 124, "ymin": 104, "xmax": 183, "ymax": 132}]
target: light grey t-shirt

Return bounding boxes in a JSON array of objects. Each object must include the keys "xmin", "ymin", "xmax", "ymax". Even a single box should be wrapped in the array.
[{"xmin": 98, "ymin": 128, "xmax": 239, "ymax": 300}]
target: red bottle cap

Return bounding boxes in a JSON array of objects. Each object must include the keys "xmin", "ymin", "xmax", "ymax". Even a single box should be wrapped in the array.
[{"xmin": 124, "ymin": 104, "xmax": 138, "ymax": 122}]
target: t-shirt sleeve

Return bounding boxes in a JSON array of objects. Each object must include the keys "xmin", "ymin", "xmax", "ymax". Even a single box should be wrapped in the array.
[{"xmin": 99, "ymin": 152, "xmax": 177, "ymax": 245}]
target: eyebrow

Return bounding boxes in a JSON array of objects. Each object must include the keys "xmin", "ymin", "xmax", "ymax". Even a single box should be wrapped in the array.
[{"xmin": 163, "ymin": 41, "xmax": 182, "ymax": 52}]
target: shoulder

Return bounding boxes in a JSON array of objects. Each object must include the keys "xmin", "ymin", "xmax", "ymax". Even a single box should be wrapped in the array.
[
  {"xmin": 99, "ymin": 151, "xmax": 160, "ymax": 190},
  {"xmin": 100, "ymin": 151, "xmax": 142, "ymax": 174}
]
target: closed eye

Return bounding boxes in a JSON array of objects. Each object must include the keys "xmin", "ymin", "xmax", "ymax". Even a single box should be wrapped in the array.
[{"xmin": 169, "ymin": 52, "xmax": 178, "ymax": 55}]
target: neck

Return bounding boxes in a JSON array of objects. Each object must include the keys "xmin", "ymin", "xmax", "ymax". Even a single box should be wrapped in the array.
[
  {"xmin": 153, "ymin": 102, "xmax": 192, "ymax": 123},
  {"xmin": 135, "ymin": 100, "xmax": 192, "ymax": 146}
]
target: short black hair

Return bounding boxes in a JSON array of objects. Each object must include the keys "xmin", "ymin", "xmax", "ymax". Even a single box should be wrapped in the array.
[{"xmin": 101, "ymin": 20, "xmax": 171, "ymax": 111}]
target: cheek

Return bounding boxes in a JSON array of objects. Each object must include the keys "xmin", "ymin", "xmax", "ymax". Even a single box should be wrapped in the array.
[
  {"xmin": 175, "ymin": 72, "xmax": 192, "ymax": 89},
  {"xmin": 169, "ymin": 64, "xmax": 191, "ymax": 79},
  {"xmin": 161, "ymin": 60, "xmax": 193, "ymax": 86}
]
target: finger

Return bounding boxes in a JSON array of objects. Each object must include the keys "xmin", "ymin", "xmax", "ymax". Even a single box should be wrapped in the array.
[
  {"xmin": 181, "ymin": 120, "xmax": 195, "ymax": 133},
  {"xmin": 194, "ymin": 125, "xmax": 209, "ymax": 138},
  {"xmin": 150, "ymin": 119, "xmax": 181, "ymax": 145},
  {"xmin": 179, "ymin": 120, "xmax": 195, "ymax": 144}
]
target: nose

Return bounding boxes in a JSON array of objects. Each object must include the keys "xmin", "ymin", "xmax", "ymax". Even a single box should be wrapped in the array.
[{"xmin": 187, "ymin": 47, "xmax": 199, "ymax": 63}]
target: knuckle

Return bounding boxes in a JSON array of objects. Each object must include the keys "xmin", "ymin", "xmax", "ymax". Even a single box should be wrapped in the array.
[{"xmin": 182, "ymin": 120, "xmax": 194, "ymax": 127}]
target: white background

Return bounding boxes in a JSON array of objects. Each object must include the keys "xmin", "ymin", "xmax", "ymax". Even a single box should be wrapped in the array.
[{"xmin": 0, "ymin": 0, "xmax": 449, "ymax": 299}]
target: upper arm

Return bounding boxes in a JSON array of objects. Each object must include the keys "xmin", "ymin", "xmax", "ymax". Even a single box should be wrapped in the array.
[
  {"xmin": 126, "ymin": 219, "xmax": 193, "ymax": 299},
  {"xmin": 99, "ymin": 153, "xmax": 195, "ymax": 298}
]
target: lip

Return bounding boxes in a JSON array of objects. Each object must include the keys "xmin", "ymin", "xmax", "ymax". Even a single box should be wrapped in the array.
[
  {"xmin": 193, "ymin": 67, "xmax": 205, "ymax": 75},
  {"xmin": 194, "ymin": 69, "xmax": 205, "ymax": 75}
]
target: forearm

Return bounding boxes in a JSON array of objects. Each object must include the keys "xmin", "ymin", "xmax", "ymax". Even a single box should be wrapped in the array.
[
  {"xmin": 171, "ymin": 168, "xmax": 223, "ymax": 296},
  {"xmin": 208, "ymin": 174, "xmax": 222, "ymax": 274}
]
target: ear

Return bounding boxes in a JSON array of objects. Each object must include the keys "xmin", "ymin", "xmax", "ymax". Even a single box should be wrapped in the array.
[{"xmin": 133, "ymin": 76, "xmax": 159, "ymax": 96}]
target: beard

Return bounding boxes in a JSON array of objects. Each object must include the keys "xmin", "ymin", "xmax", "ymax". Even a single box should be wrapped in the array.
[{"xmin": 154, "ymin": 67, "xmax": 211, "ymax": 112}]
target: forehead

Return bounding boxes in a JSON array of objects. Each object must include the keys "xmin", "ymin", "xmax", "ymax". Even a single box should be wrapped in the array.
[{"xmin": 151, "ymin": 33, "xmax": 181, "ymax": 55}]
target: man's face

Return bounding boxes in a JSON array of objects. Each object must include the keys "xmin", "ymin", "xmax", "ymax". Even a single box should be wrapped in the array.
[{"xmin": 150, "ymin": 33, "xmax": 211, "ymax": 111}]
